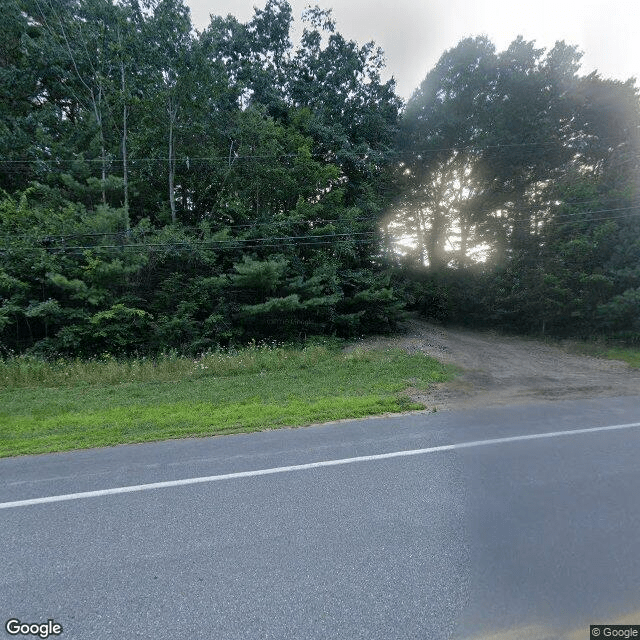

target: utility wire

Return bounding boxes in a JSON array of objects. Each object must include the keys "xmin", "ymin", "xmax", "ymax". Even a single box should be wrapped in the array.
[
  {"xmin": 2, "ymin": 146, "xmax": 638, "ymax": 164},
  {"xmin": 6, "ymin": 232, "xmax": 378, "ymax": 250},
  {"xmin": 2, "ymin": 193, "xmax": 638, "ymax": 242},
  {"xmin": 0, "ymin": 237, "xmax": 380, "ymax": 254},
  {"xmin": 4, "ymin": 210, "xmax": 640, "ymax": 254},
  {"xmin": 1, "ymin": 205, "xmax": 638, "ymax": 245},
  {"xmin": 2, "ymin": 205, "xmax": 638, "ymax": 246}
]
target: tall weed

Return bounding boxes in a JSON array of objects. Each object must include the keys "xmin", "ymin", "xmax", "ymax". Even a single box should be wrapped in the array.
[{"xmin": 0, "ymin": 342, "xmax": 337, "ymax": 388}]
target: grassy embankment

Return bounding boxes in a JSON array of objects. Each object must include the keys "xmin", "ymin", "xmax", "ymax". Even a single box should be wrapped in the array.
[
  {"xmin": 601, "ymin": 347, "xmax": 640, "ymax": 368},
  {"xmin": 563, "ymin": 341, "xmax": 640, "ymax": 368},
  {"xmin": 0, "ymin": 340, "xmax": 456, "ymax": 458}
]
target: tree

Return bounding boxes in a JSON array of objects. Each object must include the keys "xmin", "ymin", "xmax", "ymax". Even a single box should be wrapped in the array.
[
  {"xmin": 394, "ymin": 35, "xmax": 640, "ymax": 340},
  {"xmin": 395, "ymin": 36, "xmax": 583, "ymax": 269},
  {"xmin": 145, "ymin": 0, "xmax": 191, "ymax": 224},
  {"xmin": 0, "ymin": 1, "xmax": 406, "ymax": 355}
]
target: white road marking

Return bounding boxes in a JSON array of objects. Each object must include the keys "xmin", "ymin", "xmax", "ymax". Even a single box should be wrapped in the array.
[{"xmin": 2, "ymin": 421, "xmax": 640, "ymax": 510}]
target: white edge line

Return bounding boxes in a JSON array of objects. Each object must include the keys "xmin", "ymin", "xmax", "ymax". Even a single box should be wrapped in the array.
[{"xmin": 2, "ymin": 421, "xmax": 640, "ymax": 510}]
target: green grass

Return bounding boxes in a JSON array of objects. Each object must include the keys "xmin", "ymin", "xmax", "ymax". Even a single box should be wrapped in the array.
[
  {"xmin": 603, "ymin": 347, "xmax": 640, "ymax": 368},
  {"xmin": 562, "ymin": 339, "xmax": 640, "ymax": 368},
  {"xmin": 0, "ymin": 341, "xmax": 456, "ymax": 457}
]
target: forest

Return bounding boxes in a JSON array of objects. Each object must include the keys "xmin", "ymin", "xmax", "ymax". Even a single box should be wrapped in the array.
[{"xmin": 1, "ymin": 0, "xmax": 639, "ymax": 358}]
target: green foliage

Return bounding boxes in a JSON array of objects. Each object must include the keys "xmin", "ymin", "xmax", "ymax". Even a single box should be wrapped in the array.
[
  {"xmin": 231, "ymin": 257, "xmax": 288, "ymax": 296},
  {"xmin": 598, "ymin": 289, "xmax": 640, "ymax": 335},
  {"xmin": 0, "ymin": 1, "xmax": 405, "ymax": 355},
  {"xmin": 394, "ymin": 34, "xmax": 639, "ymax": 341},
  {"xmin": 3, "ymin": 2, "xmax": 638, "ymax": 353}
]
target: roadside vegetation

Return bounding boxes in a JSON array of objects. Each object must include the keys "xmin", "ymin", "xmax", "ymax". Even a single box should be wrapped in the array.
[
  {"xmin": 1, "ymin": 2, "xmax": 638, "ymax": 458},
  {"xmin": 2, "ymin": 2, "xmax": 639, "ymax": 364},
  {"xmin": 604, "ymin": 348, "xmax": 640, "ymax": 368},
  {"xmin": 0, "ymin": 340, "xmax": 456, "ymax": 457},
  {"xmin": 561, "ymin": 340, "xmax": 640, "ymax": 368}
]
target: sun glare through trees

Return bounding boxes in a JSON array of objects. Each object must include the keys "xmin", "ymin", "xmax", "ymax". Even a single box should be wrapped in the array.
[{"xmin": 1, "ymin": 1, "xmax": 639, "ymax": 356}]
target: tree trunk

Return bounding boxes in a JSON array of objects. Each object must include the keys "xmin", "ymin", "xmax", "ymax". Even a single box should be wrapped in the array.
[
  {"xmin": 168, "ymin": 97, "xmax": 176, "ymax": 224},
  {"xmin": 121, "ymin": 62, "xmax": 129, "ymax": 230},
  {"xmin": 428, "ymin": 209, "xmax": 447, "ymax": 271},
  {"xmin": 93, "ymin": 87, "xmax": 107, "ymax": 206},
  {"xmin": 100, "ymin": 140, "xmax": 106, "ymax": 205},
  {"xmin": 417, "ymin": 212, "xmax": 427, "ymax": 267},
  {"xmin": 460, "ymin": 221, "xmax": 469, "ymax": 266}
]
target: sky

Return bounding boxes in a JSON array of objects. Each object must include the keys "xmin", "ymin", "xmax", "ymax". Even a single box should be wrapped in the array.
[{"xmin": 184, "ymin": 0, "xmax": 639, "ymax": 100}]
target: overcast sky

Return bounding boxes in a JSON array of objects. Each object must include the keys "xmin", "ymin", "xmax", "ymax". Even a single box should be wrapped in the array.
[{"xmin": 184, "ymin": 0, "xmax": 639, "ymax": 100}]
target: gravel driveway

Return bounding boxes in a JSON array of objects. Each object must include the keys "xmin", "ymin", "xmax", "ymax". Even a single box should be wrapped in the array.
[{"xmin": 347, "ymin": 319, "xmax": 640, "ymax": 411}]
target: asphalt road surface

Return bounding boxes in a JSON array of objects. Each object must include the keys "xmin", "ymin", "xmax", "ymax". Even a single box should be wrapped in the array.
[{"xmin": 2, "ymin": 396, "xmax": 640, "ymax": 639}]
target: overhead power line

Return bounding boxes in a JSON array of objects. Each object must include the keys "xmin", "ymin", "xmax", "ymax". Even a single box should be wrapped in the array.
[
  {"xmin": 3, "ymin": 209, "xmax": 639, "ymax": 254},
  {"xmin": 0, "ymin": 202, "xmax": 638, "ymax": 245},
  {"xmin": 0, "ymin": 236, "xmax": 381, "ymax": 255},
  {"xmin": 2, "ymin": 145, "xmax": 638, "ymax": 165},
  {"xmin": 1, "ymin": 190, "xmax": 638, "ymax": 242}
]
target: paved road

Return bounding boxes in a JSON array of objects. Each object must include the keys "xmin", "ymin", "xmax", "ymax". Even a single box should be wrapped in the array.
[{"xmin": 1, "ymin": 396, "xmax": 640, "ymax": 639}]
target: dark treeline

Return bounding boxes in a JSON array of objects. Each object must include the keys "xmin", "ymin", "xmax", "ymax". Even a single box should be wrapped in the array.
[
  {"xmin": 1, "ymin": 0, "xmax": 403, "ymax": 356},
  {"xmin": 392, "ymin": 36, "xmax": 640, "ymax": 339},
  {"xmin": 1, "ymin": 0, "xmax": 639, "ymax": 357}
]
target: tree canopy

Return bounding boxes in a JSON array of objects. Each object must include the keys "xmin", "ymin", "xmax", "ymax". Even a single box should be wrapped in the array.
[
  {"xmin": 1, "ymin": 1, "xmax": 638, "ymax": 357},
  {"xmin": 390, "ymin": 36, "xmax": 639, "ymax": 338},
  {"xmin": 1, "ymin": 0, "xmax": 404, "ymax": 356}
]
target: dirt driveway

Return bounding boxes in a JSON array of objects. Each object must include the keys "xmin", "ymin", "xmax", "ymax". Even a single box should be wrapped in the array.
[{"xmin": 349, "ymin": 319, "xmax": 640, "ymax": 411}]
